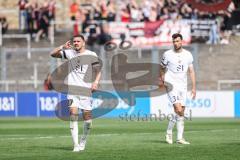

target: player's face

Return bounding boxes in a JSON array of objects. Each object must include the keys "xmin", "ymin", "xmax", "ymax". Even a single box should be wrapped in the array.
[
  {"xmin": 172, "ymin": 37, "xmax": 182, "ymax": 51},
  {"xmin": 73, "ymin": 37, "xmax": 85, "ymax": 51}
]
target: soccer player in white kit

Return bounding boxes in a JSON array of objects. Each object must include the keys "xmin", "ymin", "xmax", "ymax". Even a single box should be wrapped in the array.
[
  {"xmin": 160, "ymin": 33, "xmax": 196, "ymax": 144},
  {"xmin": 50, "ymin": 34, "xmax": 101, "ymax": 151}
]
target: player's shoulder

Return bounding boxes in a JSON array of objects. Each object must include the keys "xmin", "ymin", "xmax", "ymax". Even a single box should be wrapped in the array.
[
  {"xmin": 64, "ymin": 49, "xmax": 75, "ymax": 53},
  {"xmin": 182, "ymin": 48, "xmax": 193, "ymax": 61},
  {"xmin": 182, "ymin": 48, "xmax": 192, "ymax": 56},
  {"xmin": 163, "ymin": 49, "xmax": 174, "ymax": 56},
  {"xmin": 84, "ymin": 50, "xmax": 98, "ymax": 57}
]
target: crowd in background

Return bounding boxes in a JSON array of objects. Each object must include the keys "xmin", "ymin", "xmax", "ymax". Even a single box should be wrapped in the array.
[
  {"xmin": 18, "ymin": 0, "xmax": 56, "ymax": 42},
  {"xmin": 0, "ymin": 15, "xmax": 8, "ymax": 34},
  {"xmin": 16, "ymin": 0, "xmax": 239, "ymax": 44},
  {"xmin": 70, "ymin": 0, "xmax": 238, "ymax": 45}
]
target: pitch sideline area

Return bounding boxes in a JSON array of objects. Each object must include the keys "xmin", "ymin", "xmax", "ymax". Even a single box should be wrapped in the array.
[{"xmin": 0, "ymin": 118, "xmax": 239, "ymax": 160}]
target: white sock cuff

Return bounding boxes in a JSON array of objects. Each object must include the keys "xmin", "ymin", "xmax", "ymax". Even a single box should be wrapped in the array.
[
  {"xmin": 84, "ymin": 119, "xmax": 92, "ymax": 124},
  {"xmin": 70, "ymin": 115, "xmax": 78, "ymax": 121},
  {"xmin": 70, "ymin": 120, "xmax": 78, "ymax": 129},
  {"xmin": 176, "ymin": 115, "xmax": 184, "ymax": 121}
]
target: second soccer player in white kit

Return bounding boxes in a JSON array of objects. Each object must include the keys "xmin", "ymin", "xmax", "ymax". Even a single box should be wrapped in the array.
[{"xmin": 160, "ymin": 33, "xmax": 196, "ymax": 144}]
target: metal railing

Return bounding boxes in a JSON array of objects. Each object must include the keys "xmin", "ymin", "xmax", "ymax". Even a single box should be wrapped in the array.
[
  {"xmin": 0, "ymin": 80, "xmax": 43, "ymax": 92},
  {"xmin": 217, "ymin": 80, "xmax": 240, "ymax": 90},
  {"xmin": 0, "ymin": 32, "xmax": 31, "ymax": 59}
]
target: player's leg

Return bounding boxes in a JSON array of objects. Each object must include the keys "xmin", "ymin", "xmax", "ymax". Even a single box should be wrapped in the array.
[
  {"xmin": 165, "ymin": 91, "xmax": 177, "ymax": 144},
  {"xmin": 79, "ymin": 109, "xmax": 92, "ymax": 151},
  {"xmin": 166, "ymin": 111, "xmax": 176, "ymax": 144},
  {"xmin": 69, "ymin": 106, "xmax": 80, "ymax": 151},
  {"xmin": 174, "ymin": 104, "xmax": 190, "ymax": 144}
]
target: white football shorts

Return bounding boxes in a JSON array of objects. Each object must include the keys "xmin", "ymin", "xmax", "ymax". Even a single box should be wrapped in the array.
[
  {"xmin": 67, "ymin": 95, "xmax": 92, "ymax": 110},
  {"xmin": 166, "ymin": 87, "xmax": 187, "ymax": 106}
]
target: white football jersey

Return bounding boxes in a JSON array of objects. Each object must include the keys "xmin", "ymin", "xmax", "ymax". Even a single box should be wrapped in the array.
[
  {"xmin": 60, "ymin": 49, "xmax": 99, "ymax": 88},
  {"xmin": 161, "ymin": 48, "xmax": 193, "ymax": 89}
]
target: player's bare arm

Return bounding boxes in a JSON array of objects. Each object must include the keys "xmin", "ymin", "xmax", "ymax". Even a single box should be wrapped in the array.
[
  {"xmin": 50, "ymin": 40, "xmax": 72, "ymax": 58},
  {"xmin": 92, "ymin": 71, "xmax": 101, "ymax": 91},
  {"xmin": 159, "ymin": 65, "xmax": 166, "ymax": 87},
  {"xmin": 188, "ymin": 64, "xmax": 196, "ymax": 99}
]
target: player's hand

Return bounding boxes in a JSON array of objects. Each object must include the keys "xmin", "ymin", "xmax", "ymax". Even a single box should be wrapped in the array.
[
  {"xmin": 63, "ymin": 40, "xmax": 72, "ymax": 49},
  {"xmin": 91, "ymin": 81, "xmax": 99, "ymax": 92},
  {"xmin": 191, "ymin": 89, "xmax": 196, "ymax": 99}
]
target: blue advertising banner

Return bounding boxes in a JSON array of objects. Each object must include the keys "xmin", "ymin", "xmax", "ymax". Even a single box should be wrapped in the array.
[
  {"xmin": 234, "ymin": 91, "xmax": 240, "ymax": 118},
  {"xmin": 0, "ymin": 92, "xmax": 16, "ymax": 116},
  {"xmin": 0, "ymin": 92, "xmax": 150, "ymax": 118},
  {"xmin": 18, "ymin": 92, "xmax": 37, "ymax": 116},
  {"xmin": 92, "ymin": 92, "xmax": 150, "ymax": 118},
  {"xmin": 38, "ymin": 92, "xmax": 60, "ymax": 116}
]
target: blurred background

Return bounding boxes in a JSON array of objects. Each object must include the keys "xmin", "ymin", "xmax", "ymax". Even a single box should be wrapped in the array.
[{"xmin": 0, "ymin": 0, "xmax": 240, "ymax": 118}]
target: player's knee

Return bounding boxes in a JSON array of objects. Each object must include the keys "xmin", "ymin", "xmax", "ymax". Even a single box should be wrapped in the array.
[
  {"xmin": 175, "ymin": 108, "xmax": 183, "ymax": 116},
  {"xmin": 83, "ymin": 110, "xmax": 92, "ymax": 120},
  {"xmin": 69, "ymin": 107, "xmax": 78, "ymax": 115},
  {"xmin": 84, "ymin": 119, "xmax": 92, "ymax": 129},
  {"xmin": 70, "ymin": 114, "xmax": 78, "ymax": 121}
]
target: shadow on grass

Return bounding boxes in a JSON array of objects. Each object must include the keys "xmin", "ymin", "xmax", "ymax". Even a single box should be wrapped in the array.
[{"xmin": 45, "ymin": 146, "xmax": 71, "ymax": 151}]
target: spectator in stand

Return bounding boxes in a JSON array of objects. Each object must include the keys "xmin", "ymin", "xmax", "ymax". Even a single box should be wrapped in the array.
[
  {"xmin": 70, "ymin": 0, "xmax": 79, "ymax": 21},
  {"xmin": 26, "ymin": 0, "xmax": 39, "ymax": 38},
  {"xmin": 92, "ymin": 3, "xmax": 102, "ymax": 21},
  {"xmin": 191, "ymin": 8, "xmax": 199, "ymax": 20},
  {"xmin": 26, "ymin": 2, "xmax": 34, "ymax": 37},
  {"xmin": 220, "ymin": 2, "xmax": 235, "ymax": 44},
  {"xmin": 207, "ymin": 21, "xmax": 219, "ymax": 45},
  {"xmin": 35, "ymin": 2, "xmax": 50, "ymax": 42},
  {"xmin": 180, "ymin": 3, "xmax": 192, "ymax": 19},
  {"xmin": 32, "ymin": 0, "xmax": 40, "ymax": 33},
  {"xmin": 47, "ymin": 0, "xmax": 56, "ymax": 22},
  {"xmin": 120, "ymin": 6, "xmax": 131, "ymax": 22},
  {"xmin": 160, "ymin": 7, "xmax": 170, "ymax": 20},
  {"xmin": 106, "ymin": 0, "xmax": 116, "ymax": 21},
  {"xmin": 149, "ymin": 6, "xmax": 158, "ymax": 22},
  {"xmin": 219, "ymin": 10, "xmax": 233, "ymax": 44},
  {"xmin": 18, "ymin": 0, "xmax": 28, "ymax": 31},
  {"xmin": 85, "ymin": 17, "xmax": 100, "ymax": 51},
  {"xmin": 128, "ymin": 0, "xmax": 142, "ymax": 22},
  {"xmin": 97, "ymin": 22, "xmax": 112, "ymax": 46},
  {"xmin": 0, "ymin": 15, "xmax": 8, "ymax": 34},
  {"xmin": 100, "ymin": 0, "xmax": 108, "ymax": 21},
  {"xmin": 142, "ymin": 0, "xmax": 151, "ymax": 21}
]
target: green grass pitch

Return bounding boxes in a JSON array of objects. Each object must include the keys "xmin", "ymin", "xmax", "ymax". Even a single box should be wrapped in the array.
[{"xmin": 0, "ymin": 118, "xmax": 239, "ymax": 160}]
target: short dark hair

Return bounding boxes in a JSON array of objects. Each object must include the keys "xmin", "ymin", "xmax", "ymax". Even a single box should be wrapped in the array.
[
  {"xmin": 73, "ymin": 34, "xmax": 85, "ymax": 41},
  {"xmin": 172, "ymin": 33, "xmax": 183, "ymax": 40}
]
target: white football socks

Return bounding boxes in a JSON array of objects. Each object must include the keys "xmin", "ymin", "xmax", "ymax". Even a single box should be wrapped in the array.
[
  {"xmin": 70, "ymin": 115, "xmax": 79, "ymax": 147},
  {"xmin": 177, "ymin": 115, "xmax": 184, "ymax": 140},
  {"xmin": 166, "ymin": 113, "xmax": 177, "ymax": 135},
  {"xmin": 81, "ymin": 119, "xmax": 92, "ymax": 140}
]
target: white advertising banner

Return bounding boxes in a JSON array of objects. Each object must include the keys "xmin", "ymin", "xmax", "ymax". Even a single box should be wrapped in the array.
[{"xmin": 150, "ymin": 91, "xmax": 234, "ymax": 118}]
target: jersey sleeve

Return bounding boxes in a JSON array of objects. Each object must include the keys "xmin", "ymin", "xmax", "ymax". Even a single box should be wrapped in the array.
[
  {"xmin": 60, "ymin": 49, "xmax": 74, "ymax": 59},
  {"xmin": 188, "ymin": 53, "xmax": 193, "ymax": 66},
  {"xmin": 91, "ymin": 52, "xmax": 101, "ymax": 68},
  {"xmin": 161, "ymin": 52, "xmax": 168, "ymax": 67}
]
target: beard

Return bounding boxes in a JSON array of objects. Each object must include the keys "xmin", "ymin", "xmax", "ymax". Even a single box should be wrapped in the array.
[
  {"xmin": 74, "ymin": 46, "xmax": 82, "ymax": 52},
  {"xmin": 174, "ymin": 45, "xmax": 182, "ymax": 51}
]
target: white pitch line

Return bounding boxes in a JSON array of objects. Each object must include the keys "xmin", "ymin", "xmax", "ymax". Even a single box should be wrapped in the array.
[{"xmin": 0, "ymin": 129, "xmax": 239, "ymax": 140}]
